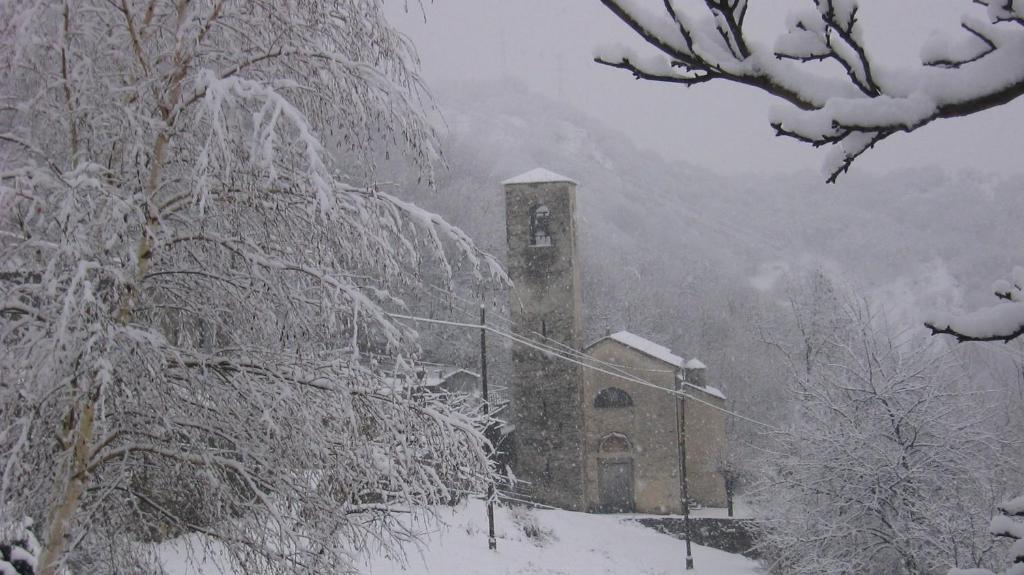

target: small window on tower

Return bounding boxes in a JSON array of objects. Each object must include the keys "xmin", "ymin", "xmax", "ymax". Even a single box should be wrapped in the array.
[{"xmin": 529, "ymin": 204, "xmax": 552, "ymax": 247}]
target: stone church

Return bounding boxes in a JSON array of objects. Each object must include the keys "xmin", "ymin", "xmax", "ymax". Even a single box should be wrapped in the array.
[{"xmin": 503, "ymin": 168, "xmax": 727, "ymax": 514}]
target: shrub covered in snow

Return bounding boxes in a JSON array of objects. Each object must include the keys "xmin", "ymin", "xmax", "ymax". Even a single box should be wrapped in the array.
[{"xmin": 508, "ymin": 505, "xmax": 557, "ymax": 547}]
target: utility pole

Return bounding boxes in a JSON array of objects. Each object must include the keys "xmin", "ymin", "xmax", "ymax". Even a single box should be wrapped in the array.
[
  {"xmin": 481, "ymin": 305, "xmax": 497, "ymax": 551},
  {"xmin": 677, "ymin": 381, "xmax": 694, "ymax": 570}
]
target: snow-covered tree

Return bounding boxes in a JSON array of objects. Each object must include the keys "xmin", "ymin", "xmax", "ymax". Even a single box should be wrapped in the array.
[
  {"xmin": 777, "ymin": 269, "xmax": 851, "ymax": 376},
  {"xmin": 754, "ymin": 299, "xmax": 1012, "ymax": 574},
  {"xmin": 0, "ymin": 1, "xmax": 503, "ymax": 573},
  {"xmin": 949, "ymin": 495, "xmax": 1024, "ymax": 575},
  {"xmin": 596, "ymin": 0, "xmax": 1024, "ymax": 182}
]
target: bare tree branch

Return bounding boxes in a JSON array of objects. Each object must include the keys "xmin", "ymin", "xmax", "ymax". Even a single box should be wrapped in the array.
[
  {"xmin": 597, "ymin": 0, "xmax": 1024, "ymax": 181},
  {"xmin": 593, "ymin": 56, "xmax": 715, "ymax": 85},
  {"xmin": 925, "ymin": 322, "xmax": 1024, "ymax": 343}
]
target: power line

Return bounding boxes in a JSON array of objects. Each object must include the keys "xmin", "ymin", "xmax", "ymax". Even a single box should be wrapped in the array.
[
  {"xmin": 399, "ymin": 299, "xmax": 654, "ymax": 383},
  {"xmin": 388, "ymin": 313, "xmax": 481, "ymax": 331},
  {"xmin": 428, "ymin": 283, "xmax": 513, "ymax": 326},
  {"xmin": 393, "ymin": 296, "xmax": 773, "ymax": 429},
  {"xmin": 522, "ymin": 325, "xmax": 678, "ymax": 375},
  {"xmin": 388, "ymin": 311, "xmax": 778, "ymax": 431},
  {"xmin": 496, "ymin": 325, "xmax": 778, "ymax": 431},
  {"xmin": 390, "ymin": 311, "xmax": 771, "ymax": 428},
  {"xmin": 421, "ymin": 287, "xmax": 711, "ymax": 395},
  {"xmin": 423, "ymin": 283, "xmax": 678, "ymax": 375}
]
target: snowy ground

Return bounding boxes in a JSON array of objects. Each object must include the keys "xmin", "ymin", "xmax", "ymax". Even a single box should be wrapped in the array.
[
  {"xmin": 159, "ymin": 500, "xmax": 763, "ymax": 574},
  {"xmin": 364, "ymin": 500, "xmax": 762, "ymax": 575}
]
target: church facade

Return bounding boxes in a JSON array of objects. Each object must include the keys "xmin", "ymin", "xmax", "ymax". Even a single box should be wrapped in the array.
[{"xmin": 503, "ymin": 168, "xmax": 727, "ymax": 514}]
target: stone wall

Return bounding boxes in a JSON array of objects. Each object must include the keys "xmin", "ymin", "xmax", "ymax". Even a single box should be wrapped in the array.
[
  {"xmin": 681, "ymin": 386, "xmax": 728, "ymax": 507},
  {"xmin": 583, "ymin": 340, "xmax": 683, "ymax": 514},
  {"xmin": 583, "ymin": 339, "xmax": 728, "ymax": 512},
  {"xmin": 505, "ymin": 179, "xmax": 586, "ymax": 511},
  {"xmin": 635, "ymin": 517, "xmax": 758, "ymax": 558}
]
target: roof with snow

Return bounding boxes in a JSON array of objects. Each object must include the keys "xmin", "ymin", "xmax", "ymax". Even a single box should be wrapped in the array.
[
  {"xmin": 422, "ymin": 368, "xmax": 480, "ymax": 387},
  {"xmin": 589, "ymin": 330, "xmax": 683, "ymax": 368},
  {"xmin": 684, "ymin": 358, "xmax": 706, "ymax": 370},
  {"xmin": 682, "ymin": 381, "xmax": 726, "ymax": 400},
  {"xmin": 502, "ymin": 167, "xmax": 577, "ymax": 186}
]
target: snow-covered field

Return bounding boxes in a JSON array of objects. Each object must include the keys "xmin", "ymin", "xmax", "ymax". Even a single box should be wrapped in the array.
[{"xmin": 161, "ymin": 500, "xmax": 761, "ymax": 575}]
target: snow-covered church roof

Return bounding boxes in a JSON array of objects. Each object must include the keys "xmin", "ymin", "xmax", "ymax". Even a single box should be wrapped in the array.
[
  {"xmin": 684, "ymin": 358, "xmax": 706, "ymax": 370},
  {"xmin": 593, "ymin": 330, "xmax": 684, "ymax": 368},
  {"xmin": 586, "ymin": 331, "xmax": 725, "ymax": 399},
  {"xmin": 502, "ymin": 167, "xmax": 578, "ymax": 185},
  {"xmin": 682, "ymin": 381, "xmax": 726, "ymax": 400}
]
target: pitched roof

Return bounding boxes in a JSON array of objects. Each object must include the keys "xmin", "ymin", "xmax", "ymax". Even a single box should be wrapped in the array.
[
  {"xmin": 423, "ymin": 368, "xmax": 480, "ymax": 387},
  {"xmin": 684, "ymin": 358, "xmax": 706, "ymax": 370},
  {"xmin": 502, "ymin": 167, "xmax": 577, "ymax": 185},
  {"xmin": 682, "ymin": 381, "xmax": 726, "ymax": 400},
  {"xmin": 591, "ymin": 330, "xmax": 684, "ymax": 368}
]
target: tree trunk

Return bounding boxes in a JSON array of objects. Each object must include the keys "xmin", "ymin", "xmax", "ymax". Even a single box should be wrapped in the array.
[{"xmin": 37, "ymin": 391, "xmax": 97, "ymax": 575}]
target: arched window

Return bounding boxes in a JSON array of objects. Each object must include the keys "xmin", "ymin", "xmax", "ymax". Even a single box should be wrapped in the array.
[
  {"xmin": 529, "ymin": 204, "xmax": 552, "ymax": 247},
  {"xmin": 594, "ymin": 387, "xmax": 634, "ymax": 408},
  {"xmin": 599, "ymin": 432, "xmax": 631, "ymax": 453}
]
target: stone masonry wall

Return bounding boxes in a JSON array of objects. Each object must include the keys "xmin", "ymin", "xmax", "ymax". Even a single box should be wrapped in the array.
[
  {"xmin": 505, "ymin": 179, "xmax": 586, "ymax": 511},
  {"xmin": 682, "ymin": 386, "xmax": 728, "ymax": 508},
  {"xmin": 583, "ymin": 340, "xmax": 682, "ymax": 514},
  {"xmin": 635, "ymin": 517, "xmax": 757, "ymax": 557}
]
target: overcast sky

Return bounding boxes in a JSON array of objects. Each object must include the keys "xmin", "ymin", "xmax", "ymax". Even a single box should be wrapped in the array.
[{"xmin": 389, "ymin": 0, "xmax": 1024, "ymax": 177}]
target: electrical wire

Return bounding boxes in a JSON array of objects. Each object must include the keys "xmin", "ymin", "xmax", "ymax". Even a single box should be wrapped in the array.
[
  {"xmin": 496, "ymin": 324, "xmax": 778, "ymax": 431},
  {"xmin": 396, "ymin": 292, "xmax": 770, "ymax": 428},
  {"xmin": 387, "ymin": 311, "xmax": 779, "ymax": 431},
  {"xmin": 390, "ymin": 309, "xmax": 767, "ymax": 427},
  {"xmin": 423, "ymin": 283, "xmax": 677, "ymax": 375}
]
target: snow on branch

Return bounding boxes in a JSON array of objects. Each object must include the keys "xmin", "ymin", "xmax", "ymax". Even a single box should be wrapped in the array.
[
  {"xmin": 948, "ymin": 493, "xmax": 1024, "ymax": 575},
  {"xmin": 597, "ymin": 0, "xmax": 1024, "ymax": 182},
  {"xmin": 377, "ymin": 189, "xmax": 508, "ymax": 285},
  {"xmin": 921, "ymin": 19, "xmax": 998, "ymax": 69},
  {"xmin": 926, "ymin": 267, "xmax": 1024, "ymax": 343}
]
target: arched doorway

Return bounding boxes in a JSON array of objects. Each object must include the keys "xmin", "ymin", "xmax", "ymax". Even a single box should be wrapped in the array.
[{"xmin": 597, "ymin": 433, "xmax": 635, "ymax": 513}]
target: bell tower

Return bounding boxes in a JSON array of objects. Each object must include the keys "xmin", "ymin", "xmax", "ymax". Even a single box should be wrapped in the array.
[{"xmin": 503, "ymin": 168, "xmax": 585, "ymax": 510}]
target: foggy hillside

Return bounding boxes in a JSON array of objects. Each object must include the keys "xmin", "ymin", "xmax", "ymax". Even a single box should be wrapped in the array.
[{"xmin": 396, "ymin": 82, "xmax": 1024, "ymax": 356}]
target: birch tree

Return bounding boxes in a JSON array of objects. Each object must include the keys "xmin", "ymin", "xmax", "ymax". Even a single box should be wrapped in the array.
[{"xmin": 0, "ymin": 1, "xmax": 503, "ymax": 573}]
